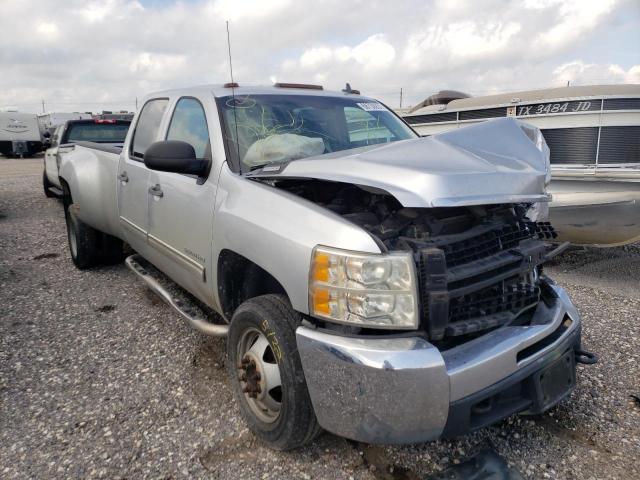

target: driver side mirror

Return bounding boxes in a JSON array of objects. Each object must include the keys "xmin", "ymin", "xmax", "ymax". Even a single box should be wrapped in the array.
[{"xmin": 144, "ymin": 140, "xmax": 208, "ymax": 176}]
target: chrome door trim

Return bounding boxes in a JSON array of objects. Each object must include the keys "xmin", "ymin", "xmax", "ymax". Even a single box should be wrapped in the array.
[
  {"xmin": 119, "ymin": 216, "xmax": 147, "ymax": 236},
  {"xmin": 148, "ymin": 233, "xmax": 206, "ymax": 281}
]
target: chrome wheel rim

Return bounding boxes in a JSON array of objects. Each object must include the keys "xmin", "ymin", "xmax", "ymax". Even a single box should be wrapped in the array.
[{"xmin": 236, "ymin": 327, "xmax": 282, "ymax": 424}]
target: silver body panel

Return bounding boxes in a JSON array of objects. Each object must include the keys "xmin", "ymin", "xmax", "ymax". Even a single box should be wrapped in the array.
[
  {"xmin": 59, "ymin": 145, "xmax": 121, "ymax": 237},
  {"xmin": 296, "ymin": 281, "xmax": 581, "ymax": 444},
  {"xmin": 262, "ymin": 117, "xmax": 550, "ymax": 208}
]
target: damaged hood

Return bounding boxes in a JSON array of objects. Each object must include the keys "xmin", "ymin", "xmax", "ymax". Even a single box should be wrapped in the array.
[{"xmin": 252, "ymin": 117, "xmax": 551, "ymax": 208}]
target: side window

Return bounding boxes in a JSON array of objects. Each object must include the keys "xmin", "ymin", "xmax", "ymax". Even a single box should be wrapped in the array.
[
  {"xmin": 344, "ymin": 107, "xmax": 394, "ymax": 148},
  {"xmin": 166, "ymin": 98, "xmax": 210, "ymax": 158},
  {"xmin": 130, "ymin": 98, "xmax": 169, "ymax": 159}
]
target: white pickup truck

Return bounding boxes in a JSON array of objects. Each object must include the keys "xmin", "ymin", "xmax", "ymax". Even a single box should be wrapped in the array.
[
  {"xmin": 43, "ymin": 118, "xmax": 130, "ymax": 197},
  {"xmin": 58, "ymin": 83, "xmax": 595, "ymax": 450}
]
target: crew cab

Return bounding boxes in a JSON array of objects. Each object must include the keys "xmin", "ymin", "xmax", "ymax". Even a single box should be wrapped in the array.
[
  {"xmin": 43, "ymin": 118, "xmax": 130, "ymax": 197},
  {"xmin": 58, "ymin": 84, "xmax": 595, "ymax": 450}
]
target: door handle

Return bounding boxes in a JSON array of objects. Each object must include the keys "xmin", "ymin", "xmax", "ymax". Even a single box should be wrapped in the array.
[
  {"xmin": 148, "ymin": 184, "xmax": 164, "ymax": 198},
  {"xmin": 118, "ymin": 172, "xmax": 129, "ymax": 183}
]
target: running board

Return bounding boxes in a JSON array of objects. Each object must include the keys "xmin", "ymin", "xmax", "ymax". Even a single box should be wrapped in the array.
[
  {"xmin": 47, "ymin": 186, "xmax": 63, "ymax": 197},
  {"xmin": 125, "ymin": 254, "xmax": 228, "ymax": 337}
]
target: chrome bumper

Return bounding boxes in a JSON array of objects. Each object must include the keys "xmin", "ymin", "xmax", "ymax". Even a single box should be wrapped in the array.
[{"xmin": 296, "ymin": 281, "xmax": 582, "ymax": 444}]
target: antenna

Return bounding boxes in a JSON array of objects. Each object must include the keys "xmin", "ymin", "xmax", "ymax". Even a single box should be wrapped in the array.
[{"xmin": 226, "ymin": 20, "xmax": 241, "ymax": 167}]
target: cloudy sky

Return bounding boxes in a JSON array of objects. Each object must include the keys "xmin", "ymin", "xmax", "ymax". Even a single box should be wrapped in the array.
[{"xmin": 1, "ymin": 0, "xmax": 638, "ymax": 113}]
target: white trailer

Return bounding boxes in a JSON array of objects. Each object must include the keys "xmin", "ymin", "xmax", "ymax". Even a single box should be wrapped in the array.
[
  {"xmin": 38, "ymin": 112, "xmax": 93, "ymax": 134},
  {"xmin": 0, "ymin": 112, "xmax": 43, "ymax": 157}
]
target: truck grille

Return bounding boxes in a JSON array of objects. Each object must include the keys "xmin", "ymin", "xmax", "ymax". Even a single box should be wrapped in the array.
[{"xmin": 413, "ymin": 218, "xmax": 553, "ymax": 341}]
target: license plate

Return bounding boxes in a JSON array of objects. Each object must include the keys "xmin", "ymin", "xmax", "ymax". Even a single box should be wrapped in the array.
[{"xmin": 536, "ymin": 351, "xmax": 576, "ymax": 410}]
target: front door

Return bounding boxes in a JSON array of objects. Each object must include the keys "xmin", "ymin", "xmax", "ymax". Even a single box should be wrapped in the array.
[
  {"xmin": 145, "ymin": 97, "xmax": 217, "ymax": 303},
  {"xmin": 117, "ymin": 98, "xmax": 169, "ymax": 254}
]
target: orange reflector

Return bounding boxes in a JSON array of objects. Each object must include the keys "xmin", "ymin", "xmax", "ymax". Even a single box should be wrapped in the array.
[
  {"xmin": 312, "ymin": 253, "xmax": 330, "ymax": 282},
  {"xmin": 312, "ymin": 288, "xmax": 331, "ymax": 315}
]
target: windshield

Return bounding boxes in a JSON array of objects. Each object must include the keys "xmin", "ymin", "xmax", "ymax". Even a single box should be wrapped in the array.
[
  {"xmin": 65, "ymin": 122, "xmax": 130, "ymax": 143},
  {"xmin": 216, "ymin": 94, "xmax": 416, "ymax": 171}
]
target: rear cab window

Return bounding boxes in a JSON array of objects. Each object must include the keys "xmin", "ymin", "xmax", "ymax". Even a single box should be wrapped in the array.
[
  {"xmin": 63, "ymin": 121, "xmax": 130, "ymax": 144},
  {"xmin": 130, "ymin": 99, "xmax": 169, "ymax": 160},
  {"xmin": 344, "ymin": 107, "xmax": 395, "ymax": 147}
]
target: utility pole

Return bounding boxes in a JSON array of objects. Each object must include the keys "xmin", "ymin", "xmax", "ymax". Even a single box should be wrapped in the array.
[
  {"xmin": 41, "ymin": 99, "xmax": 45, "ymax": 113},
  {"xmin": 135, "ymin": 97, "xmax": 138, "ymax": 110},
  {"xmin": 399, "ymin": 88, "xmax": 403, "ymax": 109}
]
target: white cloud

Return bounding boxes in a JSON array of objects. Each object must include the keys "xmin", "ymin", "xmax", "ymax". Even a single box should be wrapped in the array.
[
  {"xmin": 0, "ymin": 0, "xmax": 636, "ymax": 113},
  {"xmin": 300, "ymin": 47, "xmax": 333, "ymax": 69},
  {"xmin": 211, "ymin": 0, "xmax": 291, "ymax": 21},
  {"xmin": 529, "ymin": 0, "xmax": 618, "ymax": 50},
  {"xmin": 344, "ymin": 34, "xmax": 396, "ymax": 69},
  {"xmin": 297, "ymin": 35, "xmax": 396, "ymax": 71},
  {"xmin": 554, "ymin": 60, "xmax": 640, "ymax": 85},
  {"xmin": 36, "ymin": 21, "xmax": 59, "ymax": 39},
  {"xmin": 404, "ymin": 21, "xmax": 521, "ymax": 69}
]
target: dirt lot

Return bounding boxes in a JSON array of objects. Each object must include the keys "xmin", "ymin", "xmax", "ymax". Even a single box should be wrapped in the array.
[{"xmin": 1, "ymin": 157, "xmax": 639, "ymax": 479}]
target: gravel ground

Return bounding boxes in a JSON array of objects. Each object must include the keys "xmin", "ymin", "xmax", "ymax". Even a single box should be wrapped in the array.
[{"xmin": 1, "ymin": 157, "xmax": 639, "ymax": 479}]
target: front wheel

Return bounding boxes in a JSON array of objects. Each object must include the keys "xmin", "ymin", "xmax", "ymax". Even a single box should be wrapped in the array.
[
  {"xmin": 227, "ymin": 294, "xmax": 321, "ymax": 450},
  {"xmin": 43, "ymin": 171, "xmax": 56, "ymax": 198}
]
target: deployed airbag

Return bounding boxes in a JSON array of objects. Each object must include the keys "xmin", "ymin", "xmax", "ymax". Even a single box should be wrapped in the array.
[{"xmin": 244, "ymin": 133, "xmax": 325, "ymax": 167}]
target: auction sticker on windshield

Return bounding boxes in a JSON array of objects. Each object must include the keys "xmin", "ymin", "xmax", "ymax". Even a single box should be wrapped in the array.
[{"xmin": 357, "ymin": 102, "xmax": 386, "ymax": 111}]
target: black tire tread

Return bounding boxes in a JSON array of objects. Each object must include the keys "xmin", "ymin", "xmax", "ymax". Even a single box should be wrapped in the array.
[
  {"xmin": 64, "ymin": 198, "xmax": 125, "ymax": 269},
  {"xmin": 229, "ymin": 294, "xmax": 321, "ymax": 450},
  {"xmin": 42, "ymin": 171, "xmax": 55, "ymax": 198},
  {"xmin": 256, "ymin": 295, "xmax": 322, "ymax": 447}
]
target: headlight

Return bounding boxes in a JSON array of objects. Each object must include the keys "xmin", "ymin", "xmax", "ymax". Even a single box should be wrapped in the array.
[
  {"xmin": 520, "ymin": 122, "xmax": 551, "ymax": 185},
  {"xmin": 309, "ymin": 246, "xmax": 419, "ymax": 329}
]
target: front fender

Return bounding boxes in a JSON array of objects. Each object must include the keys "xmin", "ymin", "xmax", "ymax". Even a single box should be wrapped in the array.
[{"xmin": 212, "ymin": 166, "xmax": 381, "ymax": 314}]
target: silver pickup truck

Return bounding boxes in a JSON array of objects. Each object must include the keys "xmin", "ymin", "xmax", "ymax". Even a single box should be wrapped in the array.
[{"xmin": 58, "ymin": 84, "xmax": 595, "ymax": 450}]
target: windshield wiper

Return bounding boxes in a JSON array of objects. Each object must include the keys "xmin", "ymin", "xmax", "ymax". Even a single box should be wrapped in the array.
[{"xmin": 246, "ymin": 162, "xmax": 288, "ymax": 176}]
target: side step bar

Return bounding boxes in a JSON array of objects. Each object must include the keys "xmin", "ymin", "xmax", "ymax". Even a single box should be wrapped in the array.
[
  {"xmin": 125, "ymin": 254, "xmax": 228, "ymax": 337},
  {"xmin": 47, "ymin": 186, "xmax": 64, "ymax": 197}
]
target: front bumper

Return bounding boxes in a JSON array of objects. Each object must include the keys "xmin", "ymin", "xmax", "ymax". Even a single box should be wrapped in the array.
[{"xmin": 296, "ymin": 280, "xmax": 584, "ymax": 444}]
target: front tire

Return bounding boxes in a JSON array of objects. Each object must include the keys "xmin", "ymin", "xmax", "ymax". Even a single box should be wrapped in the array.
[
  {"xmin": 43, "ymin": 171, "xmax": 55, "ymax": 198},
  {"xmin": 227, "ymin": 294, "xmax": 321, "ymax": 450}
]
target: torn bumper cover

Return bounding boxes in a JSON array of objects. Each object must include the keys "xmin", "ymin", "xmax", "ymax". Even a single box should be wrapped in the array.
[{"xmin": 296, "ymin": 280, "xmax": 588, "ymax": 444}]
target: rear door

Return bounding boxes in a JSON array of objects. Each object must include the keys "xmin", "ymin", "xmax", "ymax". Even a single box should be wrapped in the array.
[
  {"xmin": 145, "ymin": 96, "xmax": 217, "ymax": 302},
  {"xmin": 117, "ymin": 98, "xmax": 169, "ymax": 254}
]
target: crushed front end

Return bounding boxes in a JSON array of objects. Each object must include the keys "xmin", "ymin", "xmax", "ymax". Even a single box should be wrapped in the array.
[{"xmin": 284, "ymin": 181, "xmax": 594, "ymax": 444}]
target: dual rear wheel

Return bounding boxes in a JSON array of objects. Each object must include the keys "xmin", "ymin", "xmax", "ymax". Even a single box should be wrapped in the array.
[{"xmin": 63, "ymin": 201, "xmax": 124, "ymax": 269}]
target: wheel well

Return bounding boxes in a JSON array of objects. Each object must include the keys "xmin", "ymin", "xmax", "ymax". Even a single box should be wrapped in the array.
[{"xmin": 217, "ymin": 250, "xmax": 288, "ymax": 319}]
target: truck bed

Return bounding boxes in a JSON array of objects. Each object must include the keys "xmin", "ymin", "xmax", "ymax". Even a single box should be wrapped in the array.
[{"xmin": 58, "ymin": 143, "xmax": 122, "ymax": 238}]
